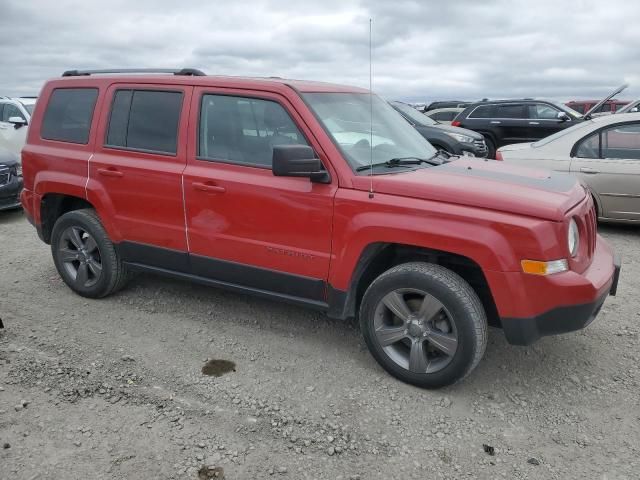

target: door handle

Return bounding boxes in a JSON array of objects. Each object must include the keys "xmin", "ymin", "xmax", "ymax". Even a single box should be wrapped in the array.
[
  {"xmin": 192, "ymin": 182, "xmax": 226, "ymax": 193},
  {"xmin": 0, "ymin": 124, "xmax": 8, "ymax": 130},
  {"xmin": 529, "ymin": 121, "xmax": 540, "ymax": 125},
  {"xmin": 580, "ymin": 167, "xmax": 600, "ymax": 174},
  {"xmin": 490, "ymin": 121, "xmax": 501, "ymax": 124},
  {"xmin": 97, "ymin": 168, "xmax": 124, "ymax": 178}
]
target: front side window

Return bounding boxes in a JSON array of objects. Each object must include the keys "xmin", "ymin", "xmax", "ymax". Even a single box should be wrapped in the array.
[
  {"xmin": 41, "ymin": 88, "xmax": 98, "ymax": 144},
  {"xmin": 2, "ymin": 104, "xmax": 25, "ymax": 122},
  {"xmin": 106, "ymin": 89, "xmax": 183, "ymax": 155},
  {"xmin": 529, "ymin": 103, "xmax": 560, "ymax": 120},
  {"xmin": 602, "ymin": 124, "xmax": 640, "ymax": 159},
  {"xmin": 303, "ymin": 92, "xmax": 437, "ymax": 172},
  {"xmin": 198, "ymin": 95, "xmax": 308, "ymax": 167},
  {"xmin": 575, "ymin": 132, "xmax": 600, "ymax": 158}
]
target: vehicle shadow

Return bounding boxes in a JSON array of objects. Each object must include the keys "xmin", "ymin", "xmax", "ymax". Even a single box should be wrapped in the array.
[
  {"xmin": 119, "ymin": 271, "xmax": 599, "ymax": 395},
  {"xmin": 0, "ymin": 208, "xmax": 24, "ymax": 225}
]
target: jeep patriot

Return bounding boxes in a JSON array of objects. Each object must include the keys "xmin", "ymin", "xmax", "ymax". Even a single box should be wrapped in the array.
[{"xmin": 20, "ymin": 68, "xmax": 620, "ymax": 388}]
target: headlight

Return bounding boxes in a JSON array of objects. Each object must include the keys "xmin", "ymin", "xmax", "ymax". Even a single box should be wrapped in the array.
[
  {"xmin": 568, "ymin": 218, "xmax": 579, "ymax": 257},
  {"xmin": 444, "ymin": 131, "xmax": 475, "ymax": 144},
  {"xmin": 16, "ymin": 163, "xmax": 22, "ymax": 177}
]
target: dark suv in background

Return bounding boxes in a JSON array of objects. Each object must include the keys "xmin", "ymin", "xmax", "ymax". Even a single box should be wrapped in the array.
[
  {"xmin": 390, "ymin": 101, "xmax": 487, "ymax": 157},
  {"xmin": 453, "ymin": 99, "xmax": 581, "ymax": 158}
]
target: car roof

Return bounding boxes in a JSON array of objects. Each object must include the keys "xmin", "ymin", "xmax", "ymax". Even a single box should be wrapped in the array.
[
  {"xmin": 46, "ymin": 74, "xmax": 369, "ymax": 94},
  {"xmin": 468, "ymin": 98, "xmax": 554, "ymax": 106}
]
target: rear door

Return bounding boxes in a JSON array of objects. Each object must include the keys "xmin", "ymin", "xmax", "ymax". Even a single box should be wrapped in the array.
[
  {"xmin": 0, "ymin": 102, "xmax": 28, "ymax": 157},
  {"xmin": 89, "ymin": 84, "xmax": 192, "ymax": 268},
  {"xmin": 493, "ymin": 103, "xmax": 528, "ymax": 145},
  {"xmin": 570, "ymin": 122, "xmax": 640, "ymax": 221},
  {"xmin": 183, "ymin": 87, "xmax": 337, "ymax": 304}
]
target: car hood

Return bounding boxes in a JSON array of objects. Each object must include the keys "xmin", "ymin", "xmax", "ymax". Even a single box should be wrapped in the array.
[
  {"xmin": 352, "ymin": 158, "xmax": 584, "ymax": 221},
  {"xmin": 498, "ymin": 142, "xmax": 534, "ymax": 152},
  {"xmin": 430, "ymin": 123, "xmax": 483, "ymax": 140},
  {"xmin": 0, "ymin": 147, "xmax": 19, "ymax": 167}
]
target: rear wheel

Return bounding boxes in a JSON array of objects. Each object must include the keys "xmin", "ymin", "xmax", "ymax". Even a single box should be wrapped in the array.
[
  {"xmin": 359, "ymin": 262, "xmax": 487, "ymax": 388},
  {"xmin": 51, "ymin": 209, "xmax": 129, "ymax": 298}
]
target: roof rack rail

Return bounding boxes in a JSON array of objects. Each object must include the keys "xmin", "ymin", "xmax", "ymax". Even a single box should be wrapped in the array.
[{"xmin": 61, "ymin": 68, "xmax": 206, "ymax": 77}]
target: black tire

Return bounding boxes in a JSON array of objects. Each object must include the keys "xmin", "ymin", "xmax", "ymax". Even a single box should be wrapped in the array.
[
  {"xmin": 51, "ymin": 208, "xmax": 129, "ymax": 298},
  {"xmin": 359, "ymin": 262, "xmax": 487, "ymax": 389},
  {"xmin": 483, "ymin": 137, "xmax": 496, "ymax": 159}
]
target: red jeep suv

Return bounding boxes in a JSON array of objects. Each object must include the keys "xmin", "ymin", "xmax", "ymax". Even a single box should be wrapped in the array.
[{"xmin": 21, "ymin": 68, "xmax": 620, "ymax": 388}]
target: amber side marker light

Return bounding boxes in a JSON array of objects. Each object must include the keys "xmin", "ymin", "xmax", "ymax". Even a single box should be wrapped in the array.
[{"xmin": 521, "ymin": 259, "xmax": 569, "ymax": 276}]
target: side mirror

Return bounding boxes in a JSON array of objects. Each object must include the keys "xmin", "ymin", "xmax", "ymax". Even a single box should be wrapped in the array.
[
  {"xmin": 272, "ymin": 145, "xmax": 329, "ymax": 183},
  {"xmin": 557, "ymin": 112, "xmax": 571, "ymax": 122},
  {"xmin": 8, "ymin": 116, "xmax": 27, "ymax": 129}
]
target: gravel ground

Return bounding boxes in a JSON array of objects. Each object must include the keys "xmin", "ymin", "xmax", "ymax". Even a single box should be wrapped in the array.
[{"xmin": 1, "ymin": 208, "xmax": 639, "ymax": 480}]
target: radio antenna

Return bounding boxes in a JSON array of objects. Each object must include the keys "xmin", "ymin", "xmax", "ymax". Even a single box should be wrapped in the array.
[{"xmin": 368, "ymin": 18, "xmax": 374, "ymax": 199}]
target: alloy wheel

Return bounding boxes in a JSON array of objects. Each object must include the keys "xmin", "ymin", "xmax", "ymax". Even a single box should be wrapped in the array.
[
  {"xmin": 58, "ymin": 226, "xmax": 103, "ymax": 288},
  {"xmin": 373, "ymin": 288, "xmax": 458, "ymax": 374}
]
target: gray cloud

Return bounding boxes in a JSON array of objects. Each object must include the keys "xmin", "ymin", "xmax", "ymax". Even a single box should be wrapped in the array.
[{"xmin": 1, "ymin": 0, "xmax": 639, "ymax": 102}]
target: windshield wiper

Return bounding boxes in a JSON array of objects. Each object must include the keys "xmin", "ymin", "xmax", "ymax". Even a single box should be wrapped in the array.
[{"xmin": 355, "ymin": 155, "xmax": 442, "ymax": 172}]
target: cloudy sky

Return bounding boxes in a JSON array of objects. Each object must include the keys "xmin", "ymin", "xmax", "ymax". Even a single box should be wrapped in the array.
[{"xmin": 1, "ymin": 0, "xmax": 639, "ymax": 102}]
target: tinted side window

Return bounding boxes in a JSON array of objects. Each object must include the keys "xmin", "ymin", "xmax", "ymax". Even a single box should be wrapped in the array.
[
  {"xmin": 602, "ymin": 124, "xmax": 640, "ymax": 159},
  {"xmin": 198, "ymin": 95, "xmax": 309, "ymax": 167},
  {"xmin": 495, "ymin": 104, "xmax": 525, "ymax": 119},
  {"xmin": 468, "ymin": 105, "xmax": 494, "ymax": 119},
  {"xmin": 106, "ymin": 90, "xmax": 183, "ymax": 155},
  {"xmin": 575, "ymin": 132, "xmax": 600, "ymax": 158},
  {"xmin": 41, "ymin": 88, "xmax": 98, "ymax": 144}
]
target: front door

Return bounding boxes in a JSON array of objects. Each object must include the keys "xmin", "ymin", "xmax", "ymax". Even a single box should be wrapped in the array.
[
  {"xmin": 571, "ymin": 122, "xmax": 640, "ymax": 221},
  {"xmin": 90, "ymin": 85, "xmax": 192, "ymax": 268},
  {"xmin": 183, "ymin": 88, "xmax": 337, "ymax": 304}
]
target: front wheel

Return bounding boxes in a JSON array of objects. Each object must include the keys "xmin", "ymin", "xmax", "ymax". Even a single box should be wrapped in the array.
[
  {"xmin": 359, "ymin": 262, "xmax": 487, "ymax": 388},
  {"xmin": 51, "ymin": 209, "xmax": 130, "ymax": 298}
]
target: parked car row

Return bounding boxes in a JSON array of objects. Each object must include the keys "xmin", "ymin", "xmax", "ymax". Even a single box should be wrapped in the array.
[{"xmin": 497, "ymin": 112, "xmax": 640, "ymax": 223}]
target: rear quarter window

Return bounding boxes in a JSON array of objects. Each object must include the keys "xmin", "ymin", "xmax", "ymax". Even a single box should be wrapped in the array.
[
  {"xmin": 41, "ymin": 88, "xmax": 98, "ymax": 144},
  {"xmin": 468, "ymin": 105, "xmax": 494, "ymax": 119}
]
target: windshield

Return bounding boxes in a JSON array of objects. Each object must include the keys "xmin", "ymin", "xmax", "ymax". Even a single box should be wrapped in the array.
[
  {"xmin": 552, "ymin": 101, "xmax": 582, "ymax": 119},
  {"xmin": 303, "ymin": 92, "xmax": 437, "ymax": 172},
  {"xmin": 532, "ymin": 119, "xmax": 594, "ymax": 147},
  {"xmin": 22, "ymin": 104, "xmax": 35, "ymax": 115},
  {"xmin": 389, "ymin": 101, "xmax": 438, "ymax": 126}
]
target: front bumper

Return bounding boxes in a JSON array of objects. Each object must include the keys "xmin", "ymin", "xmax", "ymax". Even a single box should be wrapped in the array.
[
  {"xmin": 459, "ymin": 140, "xmax": 488, "ymax": 158},
  {"xmin": 493, "ymin": 236, "xmax": 619, "ymax": 346},
  {"xmin": 0, "ymin": 176, "xmax": 23, "ymax": 211}
]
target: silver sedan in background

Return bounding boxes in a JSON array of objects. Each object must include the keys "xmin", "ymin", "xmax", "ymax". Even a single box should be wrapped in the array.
[{"xmin": 497, "ymin": 112, "xmax": 640, "ymax": 223}]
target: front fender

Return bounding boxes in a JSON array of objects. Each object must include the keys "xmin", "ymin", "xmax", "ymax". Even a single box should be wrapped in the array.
[{"xmin": 328, "ymin": 189, "xmax": 553, "ymax": 292}]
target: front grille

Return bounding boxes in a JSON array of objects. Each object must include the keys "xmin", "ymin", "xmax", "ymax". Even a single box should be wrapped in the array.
[
  {"xmin": 0, "ymin": 171, "xmax": 9, "ymax": 186},
  {"xmin": 584, "ymin": 205, "xmax": 597, "ymax": 258}
]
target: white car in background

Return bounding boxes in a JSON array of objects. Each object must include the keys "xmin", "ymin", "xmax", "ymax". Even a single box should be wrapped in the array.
[
  {"xmin": 423, "ymin": 107, "xmax": 464, "ymax": 125},
  {"xmin": 496, "ymin": 112, "xmax": 640, "ymax": 223},
  {"xmin": 0, "ymin": 96, "xmax": 37, "ymax": 158}
]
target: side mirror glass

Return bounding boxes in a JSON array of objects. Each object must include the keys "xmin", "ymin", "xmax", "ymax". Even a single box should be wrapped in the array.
[
  {"xmin": 557, "ymin": 112, "xmax": 571, "ymax": 122},
  {"xmin": 272, "ymin": 145, "xmax": 329, "ymax": 183},
  {"xmin": 8, "ymin": 116, "xmax": 27, "ymax": 128}
]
